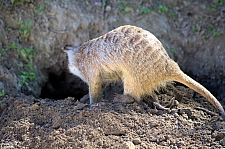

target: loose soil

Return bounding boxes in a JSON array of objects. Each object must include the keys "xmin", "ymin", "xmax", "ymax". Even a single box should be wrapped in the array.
[{"xmin": 1, "ymin": 85, "xmax": 225, "ymax": 148}]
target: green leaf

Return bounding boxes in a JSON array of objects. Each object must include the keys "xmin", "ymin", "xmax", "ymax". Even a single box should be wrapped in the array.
[
  {"xmin": 124, "ymin": 7, "xmax": 133, "ymax": 13},
  {"xmin": 213, "ymin": 32, "xmax": 220, "ymax": 37},
  {"xmin": 20, "ymin": 24, "xmax": 25, "ymax": 28},
  {"xmin": 24, "ymin": 29, "xmax": 29, "ymax": 35}
]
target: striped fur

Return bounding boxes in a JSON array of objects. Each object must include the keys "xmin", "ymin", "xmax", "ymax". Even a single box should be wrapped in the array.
[{"xmin": 63, "ymin": 25, "xmax": 225, "ymax": 119}]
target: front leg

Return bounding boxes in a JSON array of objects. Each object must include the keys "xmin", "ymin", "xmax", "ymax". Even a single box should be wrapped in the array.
[{"xmin": 88, "ymin": 77, "xmax": 103, "ymax": 104}]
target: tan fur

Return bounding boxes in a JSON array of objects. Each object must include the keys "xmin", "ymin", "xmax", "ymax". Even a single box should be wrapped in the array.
[{"xmin": 63, "ymin": 25, "xmax": 225, "ymax": 118}]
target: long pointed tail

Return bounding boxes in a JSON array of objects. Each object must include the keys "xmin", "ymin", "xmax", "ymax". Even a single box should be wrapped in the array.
[{"xmin": 173, "ymin": 71, "xmax": 225, "ymax": 120}]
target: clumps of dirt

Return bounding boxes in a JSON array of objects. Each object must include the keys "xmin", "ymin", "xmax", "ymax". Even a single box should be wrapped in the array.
[{"xmin": 0, "ymin": 86, "xmax": 225, "ymax": 148}]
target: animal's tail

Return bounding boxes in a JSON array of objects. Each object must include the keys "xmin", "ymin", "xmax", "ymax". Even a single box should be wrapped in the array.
[
  {"xmin": 173, "ymin": 71, "xmax": 225, "ymax": 120},
  {"xmin": 61, "ymin": 45, "xmax": 77, "ymax": 52}
]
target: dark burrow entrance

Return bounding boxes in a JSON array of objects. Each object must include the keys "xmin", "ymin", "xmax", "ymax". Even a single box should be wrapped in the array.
[
  {"xmin": 40, "ymin": 72, "xmax": 88, "ymax": 100},
  {"xmin": 40, "ymin": 71, "xmax": 124, "ymax": 100}
]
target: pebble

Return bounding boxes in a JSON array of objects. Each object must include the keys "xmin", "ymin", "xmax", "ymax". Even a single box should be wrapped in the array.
[
  {"xmin": 105, "ymin": 6, "xmax": 112, "ymax": 12},
  {"xmin": 122, "ymin": 141, "xmax": 135, "ymax": 149},
  {"xmin": 113, "ymin": 94, "xmax": 134, "ymax": 104},
  {"xmin": 222, "ymin": 137, "xmax": 225, "ymax": 146},
  {"xmin": 140, "ymin": 142, "xmax": 148, "ymax": 148},
  {"xmin": 80, "ymin": 94, "xmax": 89, "ymax": 103},
  {"xmin": 74, "ymin": 103, "xmax": 88, "ymax": 110},
  {"xmin": 0, "ymin": 103, "xmax": 7, "ymax": 111},
  {"xmin": 30, "ymin": 104, "xmax": 40, "ymax": 111},
  {"xmin": 171, "ymin": 146, "xmax": 178, "ymax": 149},
  {"xmin": 133, "ymin": 138, "xmax": 141, "ymax": 145},
  {"xmin": 178, "ymin": 109, "xmax": 192, "ymax": 117},
  {"xmin": 182, "ymin": 119, "xmax": 187, "ymax": 125}
]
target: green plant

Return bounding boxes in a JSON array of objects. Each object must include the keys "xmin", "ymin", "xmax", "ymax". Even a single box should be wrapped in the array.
[
  {"xmin": 171, "ymin": 49, "xmax": 176, "ymax": 54},
  {"xmin": 19, "ymin": 21, "xmax": 33, "ymax": 41},
  {"xmin": 4, "ymin": 43, "xmax": 36, "ymax": 87},
  {"xmin": 0, "ymin": 89, "xmax": 7, "ymax": 101},
  {"xmin": 20, "ymin": 69, "xmax": 36, "ymax": 86},
  {"xmin": 205, "ymin": 61, "xmax": 210, "ymax": 66},
  {"xmin": 18, "ymin": 47, "xmax": 36, "ymax": 86},
  {"xmin": 0, "ymin": 89, "xmax": 5, "ymax": 97},
  {"xmin": 118, "ymin": 1, "xmax": 133, "ymax": 14},
  {"xmin": 34, "ymin": 3, "xmax": 49, "ymax": 14},
  {"xmin": 205, "ymin": 7, "xmax": 217, "ymax": 13},
  {"xmin": 202, "ymin": 35, "xmax": 209, "ymax": 39},
  {"xmin": 0, "ymin": 1, "xmax": 4, "ymax": 8},
  {"xmin": 192, "ymin": 26, "xmax": 198, "ymax": 32},
  {"xmin": 140, "ymin": 7, "xmax": 151, "ymax": 14},
  {"xmin": 19, "ymin": 47, "xmax": 36, "ymax": 60},
  {"xmin": 209, "ymin": 25, "xmax": 215, "ymax": 32},
  {"xmin": 2, "ymin": 42, "xmax": 18, "ymax": 52},
  {"xmin": 1, "ymin": 48, "xmax": 7, "ymax": 52},
  {"xmin": 209, "ymin": 25, "xmax": 220, "ymax": 37},
  {"xmin": 213, "ymin": 32, "xmax": 220, "ymax": 37},
  {"xmin": 100, "ymin": 2, "xmax": 106, "ymax": 8},
  {"xmin": 12, "ymin": 0, "xmax": 25, "ymax": 6},
  {"xmin": 158, "ymin": 5, "xmax": 168, "ymax": 13},
  {"xmin": 206, "ymin": 0, "xmax": 225, "ymax": 13}
]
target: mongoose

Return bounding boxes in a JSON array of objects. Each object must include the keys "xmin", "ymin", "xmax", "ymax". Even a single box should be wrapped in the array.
[{"xmin": 63, "ymin": 25, "xmax": 225, "ymax": 120}]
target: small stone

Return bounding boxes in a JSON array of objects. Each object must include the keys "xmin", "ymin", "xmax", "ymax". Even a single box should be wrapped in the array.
[
  {"xmin": 179, "ymin": 141, "xmax": 185, "ymax": 146},
  {"xmin": 148, "ymin": 109, "xmax": 158, "ymax": 115},
  {"xmin": 0, "ymin": 103, "xmax": 7, "ymax": 111},
  {"xmin": 105, "ymin": 5, "xmax": 112, "ymax": 12},
  {"xmin": 174, "ymin": 113, "xmax": 179, "ymax": 118},
  {"xmin": 80, "ymin": 94, "xmax": 89, "ymax": 103},
  {"xmin": 172, "ymin": 146, "xmax": 178, "ymax": 149},
  {"xmin": 122, "ymin": 141, "xmax": 135, "ymax": 149},
  {"xmin": 178, "ymin": 109, "xmax": 192, "ymax": 117},
  {"xmin": 182, "ymin": 119, "xmax": 187, "ymax": 125},
  {"xmin": 113, "ymin": 94, "xmax": 134, "ymax": 104},
  {"xmin": 52, "ymin": 119, "xmax": 62, "ymax": 129},
  {"xmin": 213, "ymin": 132, "xmax": 225, "ymax": 140},
  {"xmin": 148, "ymin": 135, "xmax": 157, "ymax": 142},
  {"xmin": 222, "ymin": 137, "xmax": 225, "ymax": 146},
  {"xmin": 133, "ymin": 138, "xmax": 141, "ymax": 145},
  {"xmin": 30, "ymin": 104, "xmax": 40, "ymax": 110},
  {"xmin": 141, "ymin": 142, "xmax": 148, "ymax": 148},
  {"xmin": 74, "ymin": 103, "xmax": 88, "ymax": 110}
]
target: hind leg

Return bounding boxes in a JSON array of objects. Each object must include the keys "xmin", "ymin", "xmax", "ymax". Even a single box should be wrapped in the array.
[{"xmin": 123, "ymin": 78, "xmax": 142, "ymax": 102}]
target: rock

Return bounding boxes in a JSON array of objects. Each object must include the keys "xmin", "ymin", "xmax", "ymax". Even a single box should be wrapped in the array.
[
  {"xmin": 30, "ymin": 104, "xmax": 40, "ymax": 111},
  {"xmin": 171, "ymin": 146, "xmax": 178, "ymax": 149},
  {"xmin": 133, "ymin": 138, "xmax": 141, "ymax": 145},
  {"xmin": 80, "ymin": 94, "xmax": 89, "ymax": 103},
  {"xmin": 148, "ymin": 109, "xmax": 158, "ymax": 115},
  {"xmin": 213, "ymin": 131, "xmax": 225, "ymax": 141},
  {"xmin": 105, "ymin": 129, "xmax": 126, "ymax": 136},
  {"xmin": 52, "ymin": 118, "xmax": 62, "ymax": 129},
  {"xmin": 222, "ymin": 137, "xmax": 225, "ymax": 146},
  {"xmin": 178, "ymin": 109, "xmax": 192, "ymax": 117},
  {"xmin": 105, "ymin": 5, "xmax": 112, "ymax": 12},
  {"xmin": 74, "ymin": 103, "xmax": 88, "ymax": 110},
  {"xmin": 122, "ymin": 141, "xmax": 135, "ymax": 149},
  {"xmin": 140, "ymin": 142, "xmax": 148, "ymax": 149},
  {"xmin": 113, "ymin": 94, "xmax": 135, "ymax": 104},
  {"xmin": 0, "ymin": 103, "xmax": 7, "ymax": 111}
]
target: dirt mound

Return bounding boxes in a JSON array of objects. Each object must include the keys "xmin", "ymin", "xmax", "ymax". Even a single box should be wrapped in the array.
[{"xmin": 1, "ymin": 86, "xmax": 225, "ymax": 148}]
